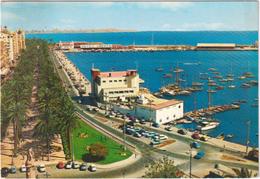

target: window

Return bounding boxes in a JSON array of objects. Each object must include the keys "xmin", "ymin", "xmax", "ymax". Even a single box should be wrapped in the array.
[
  {"xmin": 119, "ymin": 80, "xmax": 122, "ymax": 82},
  {"xmin": 124, "ymin": 79, "xmax": 127, "ymax": 82},
  {"xmin": 114, "ymin": 80, "xmax": 117, "ymax": 82},
  {"xmin": 102, "ymin": 80, "xmax": 106, "ymax": 83},
  {"xmin": 178, "ymin": 105, "xmax": 181, "ymax": 108},
  {"xmin": 109, "ymin": 80, "xmax": 112, "ymax": 82},
  {"xmin": 160, "ymin": 119, "xmax": 162, "ymax": 122},
  {"xmin": 173, "ymin": 115, "xmax": 176, "ymax": 118},
  {"xmin": 167, "ymin": 117, "xmax": 169, "ymax": 120}
]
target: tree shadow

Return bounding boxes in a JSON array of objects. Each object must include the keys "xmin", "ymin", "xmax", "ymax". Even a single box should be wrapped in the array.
[{"xmin": 82, "ymin": 153, "xmax": 105, "ymax": 163}]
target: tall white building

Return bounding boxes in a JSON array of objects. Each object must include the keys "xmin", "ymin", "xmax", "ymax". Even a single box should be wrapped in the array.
[{"xmin": 91, "ymin": 68, "xmax": 140, "ymax": 102}]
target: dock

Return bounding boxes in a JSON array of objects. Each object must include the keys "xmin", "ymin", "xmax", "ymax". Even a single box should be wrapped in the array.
[
  {"xmin": 185, "ymin": 104, "xmax": 240, "ymax": 118},
  {"xmin": 55, "ymin": 42, "xmax": 258, "ymax": 53}
]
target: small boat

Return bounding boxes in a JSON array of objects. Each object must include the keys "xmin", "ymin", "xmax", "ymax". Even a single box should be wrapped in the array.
[
  {"xmin": 190, "ymin": 87, "xmax": 203, "ymax": 91},
  {"xmin": 208, "ymin": 68, "xmax": 217, "ymax": 71},
  {"xmin": 212, "ymin": 71, "xmax": 220, "ymax": 75},
  {"xmin": 155, "ymin": 66, "xmax": 164, "ymax": 72},
  {"xmin": 232, "ymin": 101, "xmax": 240, "ymax": 105},
  {"xmin": 215, "ymin": 86, "xmax": 224, "ymax": 90},
  {"xmin": 226, "ymin": 77, "xmax": 234, "ymax": 81},
  {"xmin": 178, "ymin": 90, "xmax": 191, "ymax": 95},
  {"xmin": 241, "ymin": 83, "xmax": 251, "ymax": 88},
  {"xmin": 213, "ymin": 75, "xmax": 223, "ymax": 79},
  {"xmin": 192, "ymin": 82, "xmax": 204, "ymax": 86},
  {"xmin": 228, "ymin": 85, "xmax": 236, "ymax": 89},
  {"xmin": 198, "ymin": 123, "xmax": 219, "ymax": 131},
  {"xmin": 238, "ymin": 76, "xmax": 246, "ymax": 80},
  {"xmin": 226, "ymin": 74, "xmax": 234, "ymax": 78},
  {"xmin": 248, "ymin": 80, "xmax": 258, "ymax": 86},
  {"xmin": 208, "ymin": 82, "xmax": 217, "ymax": 86},
  {"xmin": 163, "ymin": 73, "xmax": 172, "ymax": 78},
  {"xmin": 243, "ymin": 72, "xmax": 254, "ymax": 78},
  {"xmin": 226, "ymin": 134, "xmax": 234, "ymax": 138},
  {"xmin": 207, "ymin": 90, "xmax": 216, "ymax": 93},
  {"xmin": 219, "ymin": 79, "xmax": 228, "ymax": 82}
]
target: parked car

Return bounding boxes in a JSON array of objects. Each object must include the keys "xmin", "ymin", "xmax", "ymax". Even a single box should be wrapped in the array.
[
  {"xmin": 191, "ymin": 132, "xmax": 200, "ymax": 139},
  {"xmin": 139, "ymin": 119, "xmax": 146, "ymax": 124},
  {"xmin": 134, "ymin": 132, "xmax": 142, "ymax": 138},
  {"xmin": 159, "ymin": 134, "xmax": 168, "ymax": 140},
  {"xmin": 177, "ymin": 129, "xmax": 187, "ymax": 135},
  {"xmin": 20, "ymin": 165, "xmax": 27, "ymax": 172},
  {"xmin": 37, "ymin": 164, "xmax": 46, "ymax": 173},
  {"xmin": 199, "ymin": 136, "xmax": 208, "ymax": 142},
  {"xmin": 150, "ymin": 140, "xmax": 161, "ymax": 146},
  {"xmin": 9, "ymin": 166, "xmax": 16, "ymax": 174},
  {"xmin": 72, "ymin": 162, "xmax": 80, "ymax": 169},
  {"xmin": 88, "ymin": 165, "xmax": 97, "ymax": 172},
  {"xmin": 65, "ymin": 161, "xmax": 73, "ymax": 169},
  {"xmin": 57, "ymin": 162, "xmax": 65, "ymax": 169},
  {"xmin": 1, "ymin": 167, "xmax": 9, "ymax": 177},
  {"xmin": 194, "ymin": 150, "xmax": 205, "ymax": 159},
  {"xmin": 190, "ymin": 142, "xmax": 201, "ymax": 149},
  {"xmin": 79, "ymin": 163, "xmax": 87, "ymax": 171},
  {"xmin": 152, "ymin": 122, "xmax": 160, "ymax": 128},
  {"xmin": 165, "ymin": 126, "xmax": 173, "ymax": 131}
]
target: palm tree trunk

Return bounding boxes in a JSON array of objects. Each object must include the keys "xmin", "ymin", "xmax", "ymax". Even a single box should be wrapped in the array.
[
  {"xmin": 67, "ymin": 127, "xmax": 72, "ymax": 160},
  {"xmin": 13, "ymin": 119, "xmax": 18, "ymax": 157}
]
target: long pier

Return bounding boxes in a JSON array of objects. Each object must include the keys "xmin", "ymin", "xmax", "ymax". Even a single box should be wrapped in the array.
[
  {"xmin": 184, "ymin": 104, "xmax": 240, "ymax": 118},
  {"xmin": 56, "ymin": 42, "xmax": 258, "ymax": 53}
]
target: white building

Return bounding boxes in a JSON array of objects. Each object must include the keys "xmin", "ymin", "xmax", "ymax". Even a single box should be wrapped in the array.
[
  {"xmin": 113, "ymin": 94, "xmax": 184, "ymax": 124},
  {"xmin": 91, "ymin": 68, "xmax": 140, "ymax": 102}
]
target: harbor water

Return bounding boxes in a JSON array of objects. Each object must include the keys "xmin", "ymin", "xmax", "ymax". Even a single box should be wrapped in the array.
[{"xmin": 27, "ymin": 31, "xmax": 258, "ymax": 147}]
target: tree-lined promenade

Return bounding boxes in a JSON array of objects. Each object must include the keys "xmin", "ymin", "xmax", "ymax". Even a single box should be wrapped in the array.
[{"xmin": 1, "ymin": 39, "xmax": 76, "ymax": 166}]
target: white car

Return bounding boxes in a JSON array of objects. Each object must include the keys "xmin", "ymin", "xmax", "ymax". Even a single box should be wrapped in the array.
[
  {"xmin": 37, "ymin": 164, "xmax": 46, "ymax": 173},
  {"xmin": 159, "ymin": 135, "xmax": 168, "ymax": 140},
  {"xmin": 72, "ymin": 162, "xmax": 80, "ymax": 169},
  {"xmin": 65, "ymin": 162, "xmax": 72, "ymax": 169},
  {"xmin": 20, "ymin": 165, "xmax": 27, "ymax": 172},
  {"xmin": 88, "ymin": 164, "xmax": 96, "ymax": 172}
]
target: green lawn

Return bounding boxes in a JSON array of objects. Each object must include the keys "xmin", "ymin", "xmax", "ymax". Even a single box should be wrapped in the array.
[{"xmin": 72, "ymin": 119, "xmax": 132, "ymax": 164}]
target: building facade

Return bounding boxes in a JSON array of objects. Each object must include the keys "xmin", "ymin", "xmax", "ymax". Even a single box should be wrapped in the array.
[
  {"xmin": 113, "ymin": 94, "xmax": 184, "ymax": 124},
  {"xmin": 0, "ymin": 27, "xmax": 26, "ymax": 80},
  {"xmin": 91, "ymin": 68, "xmax": 140, "ymax": 102}
]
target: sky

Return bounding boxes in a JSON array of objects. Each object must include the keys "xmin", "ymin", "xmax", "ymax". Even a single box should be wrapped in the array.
[{"xmin": 1, "ymin": 2, "xmax": 259, "ymax": 31}]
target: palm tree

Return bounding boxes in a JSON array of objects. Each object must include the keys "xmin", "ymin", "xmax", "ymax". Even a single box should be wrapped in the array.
[
  {"xmin": 56, "ymin": 93, "xmax": 78, "ymax": 160},
  {"xmin": 231, "ymin": 167, "xmax": 256, "ymax": 178}
]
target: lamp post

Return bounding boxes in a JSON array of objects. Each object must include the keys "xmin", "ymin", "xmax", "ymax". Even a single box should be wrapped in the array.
[{"xmin": 246, "ymin": 120, "xmax": 251, "ymax": 154}]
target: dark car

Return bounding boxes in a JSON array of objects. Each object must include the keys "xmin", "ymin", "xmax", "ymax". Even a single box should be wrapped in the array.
[
  {"xmin": 177, "ymin": 129, "xmax": 187, "ymax": 135},
  {"xmin": 79, "ymin": 163, "xmax": 87, "ymax": 171},
  {"xmin": 1, "ymin": 167, "xmax": 9, "ymax": 177},
  {"xmin": 9, "ymin": 166, "xmax": 16, "ymax": 174},
  {"xmin": 152, "ymin": 122, "xmax": 160, "ymax": 128},
  {"xmin": 191, "ymin": 132, "xmax": 200, "ymax": 139}
]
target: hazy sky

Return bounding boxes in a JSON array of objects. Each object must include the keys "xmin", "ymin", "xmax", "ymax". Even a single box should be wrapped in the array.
[{"xmin": 1, "ymin": 2, "xmax": 258, "ymax": 31}]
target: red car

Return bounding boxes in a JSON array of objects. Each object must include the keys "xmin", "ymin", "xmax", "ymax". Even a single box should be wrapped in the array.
[
  {"xmin": 191, "ymin": 132, "xmax": 200, "ymax": 139},
  {"xmin": 57, "ymin": 162, "xmax": 65, "ymax": 169}
]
